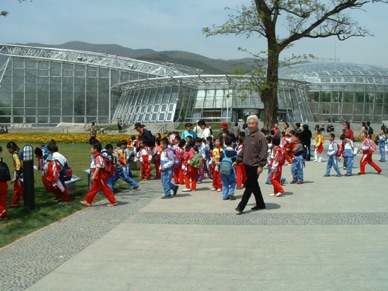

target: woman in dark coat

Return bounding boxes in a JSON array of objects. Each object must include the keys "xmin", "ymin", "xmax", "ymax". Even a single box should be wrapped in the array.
[{"xmin": 301, "ymin": 124, "xmax": 312, "ymax": 161}]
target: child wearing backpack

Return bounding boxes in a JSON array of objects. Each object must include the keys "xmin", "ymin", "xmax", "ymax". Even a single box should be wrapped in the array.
[
  {"xmin": 340, "ymin": 134, "xmax": 355, "ymax": 176},
  {"xmin": 182, "ymin": 145, "xmax": 198, "ymax": 192},
  {"xmin": 125, "ymin": 138, "xmax": 135, "ymax": 178},
  {"xmin": 173, "ymin": 139, "xmax": 185, "ymax": 185},
  {"xmin": 211, "ymin": 138, "xmax": 223, "ymax": 192},
  {"xmin": 204, "ymin": 136, "xmax": 214, "ymax": 179},
  {"xmin": 0, "ymin": 146, "xmax": 10, "ymax": 220},
  {"xmin": 358, "ymin": 131, "xmax": 382, "ymax": 175},
  {"xmin": 42, "ymin": 153, "xmax": 71, "ymax": 203},
  {"xmin": 47, "ymin": 143, "xmax": 71, "ymax": 202},
  {"xmin": 219, "ymin": 136, "xmax": 237, "ymax": 200},
  {"xmin": 194, "ymin": 138, "xmax": 206, "ymax": 183},
  {"xmin": 314, "ymin": 129, "xmax": 325, "ymax": 162},
  {"xmin": 324, "ymin": 133, "xmax": 342, "ymax": 177},
  {"xmin": 81, "ymin": 141, "xmax": 118, "ymax": 207},
  {"xmin": 6, "ymin": 142, "xmax": 24, "ymax": 207},
  {"xmin": 268, "ymin": 136, "xmax": 285, "ymax": 197},
  {"xmin": 104, "ymin": 144, "xmax": 139, "ymax": 192},
  {"xmin": 160, "ymin": 137, "xmax": 179, "ymax": 199}
]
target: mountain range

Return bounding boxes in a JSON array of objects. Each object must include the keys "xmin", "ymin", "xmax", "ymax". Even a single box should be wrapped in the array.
[{"xmin": 17, "ymin": 41, "xmax": 256, "ymax": 74}]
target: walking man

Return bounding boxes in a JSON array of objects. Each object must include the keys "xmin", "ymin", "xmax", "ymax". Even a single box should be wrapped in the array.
[{"xmin": 235, "ymin": 115, "xmax": 267, "ymax": 214}]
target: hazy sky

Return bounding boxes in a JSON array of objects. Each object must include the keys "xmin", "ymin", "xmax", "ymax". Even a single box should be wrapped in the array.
[{"xmin": 1, "ymin": 0, "xmax": 387, "ymax": 67}]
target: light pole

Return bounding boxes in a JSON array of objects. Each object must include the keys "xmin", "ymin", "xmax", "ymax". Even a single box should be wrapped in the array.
[{"xmin": 23, "ymin": 145, "xmax": 35, "ymax": 210}]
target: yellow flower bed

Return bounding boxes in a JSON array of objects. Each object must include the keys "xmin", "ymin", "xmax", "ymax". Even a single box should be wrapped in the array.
[{"xmin": 0, "ymin": 132, "xmax": 134, "ymax": 144}]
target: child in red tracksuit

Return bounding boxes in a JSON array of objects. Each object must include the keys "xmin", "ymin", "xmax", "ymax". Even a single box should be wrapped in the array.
[
  {"xmin": 211, "ymin": 138, "xmax": 223, "ymax": 192},
  {"xmin": 182, "ymin": 145, "xmax": 198, "ymax": 192},
  {"xmin": 284, "ymin": 132, "xmax": 295, "ymax": 165},
  {"xmin": 43, "ymin": 154, "xmax": 71, "ymax": 203},
  {"xmin": 0, "ymin": 146, "xmax": 9, "ymax": 221},
  {"xmin": 139, "ymin": 141, "xmax": 152, "ymax": 180},
  {"xmin": 81, "ymin": 142, "xmax": 117, "ymax": 207},
  {"xmin": 358, "ymin": 131, "xmax": 382, "ymax": 175},
  {"xmin": 7, "ymin": 142, "xmax": 24, "ymax": 207},
  {"xmin": 235, "ymin": 134, "xmax": 246, "ymax": 189},
  {"xmin": 173, "ymin": 140, "xmax": 185, "ymax": 185},
  {"xmin": 269, "ymin": 136, "xmax": 285, "ymax": 197}
]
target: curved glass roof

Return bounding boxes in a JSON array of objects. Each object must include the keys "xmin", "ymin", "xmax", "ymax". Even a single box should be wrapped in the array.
[
  {"xmin": 112, "ymin": 74, "xmax": 307, "ymax": 92},
  {"xmin": 279, "ymin": 62, "xmax": 388, "ymax": 85},
  {"xmin": 0, "ymin": 43, "xmax": 186, "ymax": 77}
]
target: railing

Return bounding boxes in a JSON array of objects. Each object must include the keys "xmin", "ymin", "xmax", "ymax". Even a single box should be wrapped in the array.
[
  {"xmin": 173, "ymin": 119, "xmax": 181, "ymax": 130},
  {"xmin": 158, "ymin": 123, "xmax": 168, "ymax": 134},
  {"xmin": 57, "ymin": 126, "xmax": 70, "ymax": 133}
]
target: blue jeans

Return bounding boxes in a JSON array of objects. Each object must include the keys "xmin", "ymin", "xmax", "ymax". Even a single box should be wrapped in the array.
[
  {"xmin": 291, "ymin": 156, "xmax": 304, "ymax": 182},
  {"xmin": 220, "ymin": 172, "xmax": 236, "ymax": 199},
  {"xmin": 108, "ymin": 167, "xmax": 139, "ymax": 192},
  {"xmin": 344, "ymin": 156, "xmax": 354, "ymax": 175},
  {"xmin": 326, "ymin": 156, "xmax": 342, "ymax": 176},
  {"xmin": 379, "ymin": 143, "xmax": 386, "ymax": 161},
  {"xmin": 266, "ymin": 167, "xmax": 272, "ymax": 184},
  {"xmin": 124, "ymin": 163, "xmax": 133, "ymax": 178},
  {"xmin": 161, "ymin": 167, "xmax": 175, "ymax": 196}
]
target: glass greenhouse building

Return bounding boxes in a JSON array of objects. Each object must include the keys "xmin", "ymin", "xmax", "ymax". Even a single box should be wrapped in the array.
[
  {"xmin": 279, "ymin": 62, "xmax": 388, "ymax": 123},
  {"xmin": 0, "ymin": 44, "xmax": 386, "ymax": 127}
]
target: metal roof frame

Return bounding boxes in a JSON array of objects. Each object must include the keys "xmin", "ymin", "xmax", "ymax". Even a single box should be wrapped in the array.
[
  {"xmin": 0, "ymin": 43, "xmax": 186, "ymax": 77},
  {"xmin": 111, "ymin": 74, "xmax": 307, "ymax": 92}
]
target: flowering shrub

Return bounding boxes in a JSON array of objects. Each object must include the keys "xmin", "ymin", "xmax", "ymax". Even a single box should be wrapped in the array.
[{"xmin": 0, "ymin": 133, "xmax": 134, "ymax": 144}]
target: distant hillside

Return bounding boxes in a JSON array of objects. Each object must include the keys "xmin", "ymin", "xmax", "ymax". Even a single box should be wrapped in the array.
[{"xmin": 20, "ymin": 41, "xmax": 255, "ymax": 74}]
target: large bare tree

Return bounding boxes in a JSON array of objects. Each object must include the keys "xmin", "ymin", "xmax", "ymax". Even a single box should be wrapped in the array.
[{"xmin": 203, "ymin": 0, "xmax": 387, "ymax": 129}]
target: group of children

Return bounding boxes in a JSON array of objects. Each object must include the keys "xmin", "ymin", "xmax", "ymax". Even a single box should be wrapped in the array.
[
  {"xmin": 265, "ymin": 132, "xmax": 306, "ymax": 197},
  {"xmin": 1, "ymin": 123, "xmax": 386, "ymax": 220},
  {"xmin": 0, "ymin": 141, "xmax": 72, "ymax": 221},
  {"xmin": 149, "ymin": 131, "xmax": 247, "ymax": 200}
]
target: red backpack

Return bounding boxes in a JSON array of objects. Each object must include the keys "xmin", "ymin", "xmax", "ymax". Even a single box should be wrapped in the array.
[
  {"xmin": 335, "ymin": 142, "xmax": 343, "ymax": 157},
  {"xmin": 368, "ymin": 139, "xmax": 377, "ymax": 152},
  {"xmin": 101, "ymin": 154, "xmax": 116, "ymax": 178}
]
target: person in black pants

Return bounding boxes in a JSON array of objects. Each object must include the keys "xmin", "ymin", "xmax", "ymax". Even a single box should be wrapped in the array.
[
  {"xmin": 301, "ymin": 124, "xmax": 312, "ymax": 161},
  {"xmin": 234, "ymin": 115, "xmax": 267, "ymax": 214}
]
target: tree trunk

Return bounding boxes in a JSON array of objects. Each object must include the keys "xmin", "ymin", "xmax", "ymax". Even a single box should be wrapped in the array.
[{"xmin": 260, "ymin": 48, "xmax": 280, "ymax": 130}]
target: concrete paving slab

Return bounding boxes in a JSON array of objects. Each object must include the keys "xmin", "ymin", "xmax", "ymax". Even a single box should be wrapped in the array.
[{"xmin": 0, "ymin": 150, "xmax": 387, "ymax": 290}]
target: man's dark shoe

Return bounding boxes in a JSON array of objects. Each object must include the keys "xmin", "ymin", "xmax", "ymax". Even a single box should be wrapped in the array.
[
  {"xmin": 251, "ymin": 206, "xmax": 266, "ymax": 211},
  {"xmin": 173, "ymin": 185, "xmax": 179, "ymax": 196},
  {"xmin": 235, "ymin": 207, "xmax": 243, "ymax": 214}
]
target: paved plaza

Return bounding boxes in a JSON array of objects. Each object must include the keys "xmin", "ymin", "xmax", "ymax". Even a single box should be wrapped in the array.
[{"xmin": 1, "ymin": 154, "xmax": 388, "ymax": 291}]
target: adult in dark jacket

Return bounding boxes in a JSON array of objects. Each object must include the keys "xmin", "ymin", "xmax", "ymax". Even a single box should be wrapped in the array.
[
  {"xmin": 301, "ymin": 124, "xmax": 312, "ymax": 161},
  {"xmin": 134, "ymin": 122, "xmax": 154, "ymax": 150},
  {"xmin": 235, "ymin": 115, "xmax": 267, "ymax": 214}
]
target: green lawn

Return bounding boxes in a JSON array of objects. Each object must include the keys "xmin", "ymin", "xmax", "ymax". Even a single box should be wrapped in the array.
[{"xmin": 0, "ymin": 142, "xmax": 139, "ymax": 248}]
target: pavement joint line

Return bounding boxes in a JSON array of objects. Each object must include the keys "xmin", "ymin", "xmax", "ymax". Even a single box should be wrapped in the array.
[{"xmin": 1, "ymin": 153, "xmax": 388, "ymax": 290}]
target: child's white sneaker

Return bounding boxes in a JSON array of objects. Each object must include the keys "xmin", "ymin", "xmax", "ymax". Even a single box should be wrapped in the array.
[
  {"xmin": 217, "ymin": 189, "xmax": 222, "ymax": 192},
  {"xmin": 211, "ymin": 188, "xmax": 216, "ymax": 191},
  {"xmin": 182, "ymin": 188, "xmax": 192, "ymax": 192}
]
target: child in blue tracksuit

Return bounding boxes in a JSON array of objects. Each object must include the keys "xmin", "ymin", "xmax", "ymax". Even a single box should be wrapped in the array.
[
  {"xmin": 324, "ymin": 133, "xmax": 342, "ymax": 177},
  {"xmin": 377, "ymin": 129, "xmax": 387, "ymax": 162},
  {"xmin": 160, "ymin": 137, "xmax": 178, "ymax": 199},
  {"xmin": 219, "ymin": 136, "xmax": 237, "ymax": 200},
  {"xmin": 340, "ymin": 134, "xmax": 355, "ymax": 176}
]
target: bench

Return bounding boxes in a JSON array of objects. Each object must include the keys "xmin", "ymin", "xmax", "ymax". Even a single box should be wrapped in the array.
[{"xmin": 64, "ymin": 175, "xmax": 82, "ymax": 194}]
